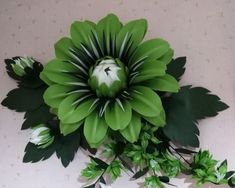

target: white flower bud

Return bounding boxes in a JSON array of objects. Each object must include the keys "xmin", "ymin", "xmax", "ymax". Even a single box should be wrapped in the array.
[{"xmin": 29, "ymin": 124, "xmax": 54, "ymax": 148}]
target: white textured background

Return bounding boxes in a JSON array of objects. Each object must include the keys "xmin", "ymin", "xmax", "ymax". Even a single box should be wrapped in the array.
[{"xmin": 0, "ymin": 0, "xmax": 235, "ymax": 187}]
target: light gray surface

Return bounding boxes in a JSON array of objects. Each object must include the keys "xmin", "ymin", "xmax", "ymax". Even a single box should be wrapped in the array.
[{"xmin": 0, "ymin": 0, "xmax": 235, "ymax": 187}]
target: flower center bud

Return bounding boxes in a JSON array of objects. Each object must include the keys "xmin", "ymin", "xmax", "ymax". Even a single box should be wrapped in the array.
[{"xmin": 89, "ymin": 57, "xmax": 127, "ymax": 97}]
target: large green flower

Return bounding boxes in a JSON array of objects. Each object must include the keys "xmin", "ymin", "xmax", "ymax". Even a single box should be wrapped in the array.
[{"xmin": 40, "ymin": 14, "xmax": 179, "ymax": 147}]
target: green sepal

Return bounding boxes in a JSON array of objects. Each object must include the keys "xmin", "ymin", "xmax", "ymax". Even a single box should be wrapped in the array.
[
  {"xmin": 120, "ymin": 113, "xmax": 141, "ymax": 143},
  {"xmin": 84, "ymin": 111, "xmax": 108, "ymax": 147},
  {"xmin": 105, "ymin": 99, "xmax": 132, "ymax": 130}
]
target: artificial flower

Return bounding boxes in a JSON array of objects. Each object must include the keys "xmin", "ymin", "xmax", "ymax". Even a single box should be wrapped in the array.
[{"xmin": 40, "ymin": 14, "xmax": 179, "ymax": 147}]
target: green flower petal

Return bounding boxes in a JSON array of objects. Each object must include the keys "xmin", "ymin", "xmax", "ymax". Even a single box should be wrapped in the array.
[
  {"xmin": 145, "ymin": 74, "xmax": 180, "ymax": 93},
  {"xmin": 105, "ymin": 99, "xmax": 132, "ymax": 130},
  {"xmin": 116, "ymin": 19, "xmax": 147, "ymax": 59},
  {"xmin": 132, "ymin": 60, "xmax": 166, "ymax": 83},
  {"xmin": 43, "ymin": 59, "xmax": 85, "ymax": 85},
  {"xmin": 129, "ymin": 39, "xmax": 170, "ymax": 67},
  {"xmin": 60, "ymin": 120, "xmax": 83, "ymax": 136},
  {"xmin": 43, "ymin": 84, "xmax": 76, "ymax": 108},
  {"xmin": 158, "ymin": 48, "xmax": 174, "ymax": 65},
  {"xmin": 143, "ymin": 108, "xmax": 166, "ymax": 127},
  {"xmin": 58, "ymin": 94, "xmax": 98, "ymax": 124},
  {"xmin": 129, "ymin": 86, "xmax": 162, "ymax": 117},
  {"xmin": 54, "ymin": 37, "xmax": 76, "ymax": 61},
  {"xmin": 120, "ymin": 113, "xmax": 141, "ymax": 143},
  {"xmin": 84, "ymin": 111, "xmax": 108, "ymax": 146},
  {"xmin": 96, "ymin": 14, "xmax": 122, "ymax": 55},
  {"xmin": 40, "ymin": 71, "xmax": 55, "ymax": 86},
  {"xmin": 70, "ymin": 21, "xmax": 96, "ymax": 49}
]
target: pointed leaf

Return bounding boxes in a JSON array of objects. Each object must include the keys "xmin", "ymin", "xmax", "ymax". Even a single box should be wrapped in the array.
[
  {"xmin": 84, "ymin": 112, "xmax": 108, "ymax": 146},
  {"xmin": 118, "ymin": 156, "xmax": 134, "ymax": 173},
  {"xmin": 131, "ymin": 167, "xmax": 149, "ymax": 180},
  {"xmin": 105, "ymin": 100, "xmax": 132, "ymax": 130},
  {"xmin": 89, "ymin": 156, "xmax": 109, "ymax": 170},
  {"xmin": 129, "ymin": 86, "xmax": 162, "ymax": 117},
  {"xmin": 120, "ymin": 114, "xmax": 141, "ymax": 143},
  {"xmin": 174, "ymin": 148, "xmax": 197, "ymax": 155}
]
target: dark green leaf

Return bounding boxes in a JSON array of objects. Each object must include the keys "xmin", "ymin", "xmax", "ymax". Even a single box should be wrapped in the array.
[
  {"xmin": 118, "ymin": 156, "xmax": 134, "ymax": 173},
  {"xmin": 55, "ymin": 129, "xmax": 81, "ymax": 167},
  {"xmin": 1, "ymin": 85, "xmax": 46, "ymax": 112},
  {"xmin": 166, "ymin": 57, "xmax": 186, "ymax": 81},
  {"xmin": 225, "ymin": 171, "xmax": 235, "ymax": 179},
  {"xmin": 89, "ymin": 156, "xmax": 108, "ymax": 170},
  {"xmin": 163, "ymin": 86, "xmax": 228, "ymax": 147},
  {"xmin": 23, "ymin": 128, "xmax": 81, "ymax": 167},
  {"xmin": 159, "ymin": 176, "xmax": 170, "ymax": 183},
  {"xmin": 175, "ymin": 148, "xmax": 197, "ymax": 155},
  {"xmin": 131, "ymin": 167, "xmax": 149, "ymax": 180},
  {"xmin": 114, "ymin": 142, "xmax": 125, "ymax": 155},
  {"xmin": 182, "ymin": 86, "xmax": 229, "ymax": 119},
  {"xmin": 23, "ymin": 142, "xmax": 56, "ymax": 163},
  {"xmin": 163, "ymin": 96, "xmax": 200, "ymax": 147},
  {"xmin": 181, "ymin": 169, "xmax": 193, "ymax": 175},
  {"xmin": 22, "ymin": 105, "xmax": 54, "ymax": 130},
  {"xmin": 100, "ymin": 176, "xmax": 106, "ymax": 184},
  {"xmin": 83, "ymin": 183, "xmax": 96, "ymax": 188}
]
